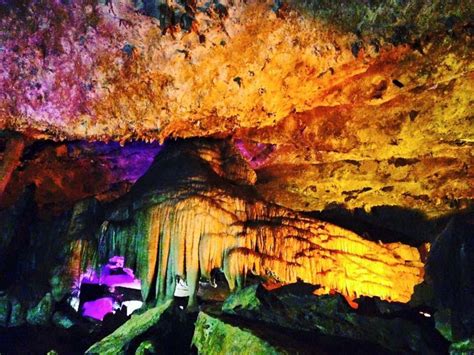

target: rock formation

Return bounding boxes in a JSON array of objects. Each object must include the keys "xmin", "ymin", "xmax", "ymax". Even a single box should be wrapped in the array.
[
  {"xmin": 221, "ymin": 283, "xmax": 448, "ymax": 353},
  {"xmin": 75, "ymin": 139, "xmax": 424, "ymax": 307},
  {"xmin": 0, "ymin": 0, "xmax": 473, "ymax": 353}
]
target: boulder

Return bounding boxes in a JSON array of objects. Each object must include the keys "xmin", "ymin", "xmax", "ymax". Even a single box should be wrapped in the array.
[
  {"xmin": 221, "ymin": 283, "xmax": 260, "ymax": 312},
  {"xmin": 8, "ymin": 298, "xmax": 26, "ymax": 327},
  {"xmin": 192, "ymin": 312, "xmax": 283, "ymax": 355},
  {"xmin": 0, "ymin": 296, "xmax": 10, "ymax": 326},
  {"xmin": 134, "ymin": 340, "xmax": 157, "ymax": 355},
  {"xmin": 49, "ymin": 269, "xmax": 71, "ymax": 303},
  {"xmin": 450, "ymin": 338, "xmax": 474, "ymax": 354},
  {"xmin": 223, "ymin": 283, "xmax": 447, "ymax": 353},
  {"xmin": 52, "ymin": 311, "xmax": 75, "ymax": 329}
]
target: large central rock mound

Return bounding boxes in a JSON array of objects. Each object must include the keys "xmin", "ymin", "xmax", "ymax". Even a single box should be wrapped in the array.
[{"xmin": 67, "ymin": 139, "xmax": 425, "ymax": 307}]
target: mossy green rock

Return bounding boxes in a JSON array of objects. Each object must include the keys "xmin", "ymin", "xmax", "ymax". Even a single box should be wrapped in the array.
[
  {"xmin": 26, "ymin": 293, "xmax": 53, "ymax": 326},
  {"xmin": 86, "ymin": 300, "xmax": 172, "ymax": 355},
  {"xmin": 223, "ymin": 283, "xmax": 447, "ymax": 353},
  {"xmin": 222, "ymin": 284, "xmax": 260, "ymax": 314},
  {"xmin": 192, "ymin": 312, "xmax": 283, "ymax": 355},
  {"xmin": 450, "ymin": 338, "xmax": 474, "ymax": 354}
]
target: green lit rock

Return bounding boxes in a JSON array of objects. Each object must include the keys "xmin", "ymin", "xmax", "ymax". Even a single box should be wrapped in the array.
[
  {"xmin": 222, "ymin": 284, "xmax": 260, "ymax": 314},
  {"xmin": 52, "ymin": 311, "xmax": 75, "ymax": 329},
  {"xmin": 49, "ymin": 271, "xmax": 70, "ymax": 302},
  {"xmin": 9, "ymin": 298, "xmax": 26, "ymax": 327},
  {"xmin": 86, "ymin": 300, "xmax": 172, "ymax": 355},
  {"xmin": 223, "ymin": 283, "xmax": 447, "ymax": 353},
  {"xmin": 0, "ymin": 296, "xmax": 10, "ymax": 326},
  {"xmin": 26, "ymin": 293, "xmax": 53, "ymax": 326},
  {"xmin": 450, "ymin": 338, "xmax": 474, "ymax": 354},
  {"xmin": 135, "ymin": 340, "xmax": 157, "ymax": 355},
  {"xmin": 192, "ymin": 312, "xmax": 283, "ymax": 355},
  {"xmin": 293, "ymin": 0, "xmax": 470, "ymax": 43},
  {"xmin": 435, "ymin": 308, "xmax": 453, "ymax": 342}
]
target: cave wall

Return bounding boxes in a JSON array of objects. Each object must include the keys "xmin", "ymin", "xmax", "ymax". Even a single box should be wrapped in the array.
[{"xmin": 0, "ymin": 0, "xmax": 473, "ymax": 351}]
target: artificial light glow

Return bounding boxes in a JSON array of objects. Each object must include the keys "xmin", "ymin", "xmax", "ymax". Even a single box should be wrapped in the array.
[{"xmin": 121, "ymin": 196, "xmax": 424, "ymax": 306}]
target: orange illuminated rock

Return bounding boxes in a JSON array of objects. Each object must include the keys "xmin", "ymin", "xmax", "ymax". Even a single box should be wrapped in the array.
[
  {"xmin": 1, "ymin": 1, "xmax": 472, "ymax": 217},
  {"xmin": 84, "ymin": 140, "xmax": 425, "ymax": 307}
]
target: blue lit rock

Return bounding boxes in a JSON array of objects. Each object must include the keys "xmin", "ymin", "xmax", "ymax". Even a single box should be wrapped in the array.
[
  {"xmin": 0, "ymin": 296, "xmax": 10, "ymax": 327},
  {"xmin": 8, "ymin": 298, "xmax": 26, "ymax": 327}
]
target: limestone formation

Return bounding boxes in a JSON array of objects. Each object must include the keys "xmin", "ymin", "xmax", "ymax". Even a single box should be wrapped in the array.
[
  {"xmin": 0, "ymin": 0, "xmax": 472, "ymax": 352},
  {"xmin": 0, "ymin": 1, "xmax": 472, "ymax": 216},
  {"xmin": 75, "ymin": 139, "xmax": 424, "ymax": 307}
]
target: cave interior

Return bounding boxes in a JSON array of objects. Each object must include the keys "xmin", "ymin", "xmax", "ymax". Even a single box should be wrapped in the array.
[{"xmin": 0, "ymin": 0, "xmax": 473, "ymax": 354}]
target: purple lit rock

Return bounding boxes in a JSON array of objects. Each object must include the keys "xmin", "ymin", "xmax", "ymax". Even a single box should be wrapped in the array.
[
  {"xmin": 234, "ymin": 139, "xmax": 276, "ymax": 169},
  {"xmin": 82, "ymin": 297, "xmax": 114, "ymax": 321},
  {"xmin": 79, "ymin": 256, "xmax": 142, "ymax": 321},
  {"xmin": 81, "ymin": 256, "xmax": 141, "ymax": 290}
]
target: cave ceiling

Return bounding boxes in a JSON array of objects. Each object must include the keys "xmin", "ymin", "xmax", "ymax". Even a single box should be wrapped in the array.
[{"xmin": 0, "ymin": 0, "xmax": 473, "ymax": 217}]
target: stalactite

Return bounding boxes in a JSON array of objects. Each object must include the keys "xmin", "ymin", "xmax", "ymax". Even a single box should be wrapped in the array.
[
  {"xmin": 76, "ymin": 140, "xmax": 425, "ymax": 306},
  {"xmin": 93, "ymin": 192, "xmax": 423, "ymax": 306}
]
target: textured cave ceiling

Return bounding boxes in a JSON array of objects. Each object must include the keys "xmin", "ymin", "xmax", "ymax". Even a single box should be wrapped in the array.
[{"xmin": 0, "ymin": 0, "xmax": 473, "ymax": 217}]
